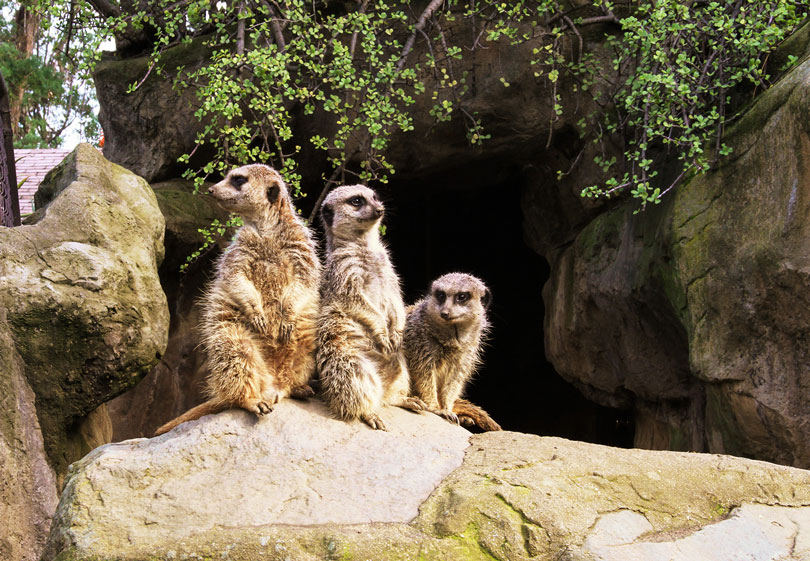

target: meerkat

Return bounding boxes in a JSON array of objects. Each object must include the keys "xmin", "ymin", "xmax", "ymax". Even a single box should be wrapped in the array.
[
  {"xmin": 316, "ymin": 184, "xmax": 426, "ymax": 430},
  {"xmin": 154, "ymin": 164, "xmax": 320, "ymax": 436},
  {"xmin": 404, "ymin": 273, "xmax": 501, "ymax": 431}
]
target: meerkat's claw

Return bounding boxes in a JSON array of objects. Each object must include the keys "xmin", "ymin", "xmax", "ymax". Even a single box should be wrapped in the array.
[
  {"xmin": 253, "ymin": 401, "xmax": 274, "ymax": 415},
  {"xmin": 398, "ymin": 397, "xmax": 427, "ymax": 412},
  {"xmin": 361, "ymin": 413, "xmax": 387, "ymax": 431},
  {"xmin": 458, "ymin": 415, "xmax": 476, "ymax": 427},
  {"xmin": 389, "ymin": 329, "xmax": 402, "ymax": 351},
  {"xmin": 375, "ymin": 333, "xmax": 394, "ymax": 355},
  {"xmin": 278, "ymin": 321, "xmax": 294, "ymax": 343},
  {"xmin": 436, "ymin": 409, "xmax": 460, "ymax": 425},
  {"xmin": 251, "ymin": 313, "xmax": 268, "ymax": 334}
]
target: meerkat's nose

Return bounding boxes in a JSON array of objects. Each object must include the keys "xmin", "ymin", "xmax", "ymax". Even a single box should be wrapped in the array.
[
  {"xmin": 440, "ymin": 311, "xmax": 450, "ymax": 320},
  {"xmin": 374, "ymin": 206, "xmax": 383, "ymax": 218},
  {"xmin": 208, "ymin": 185, "xmax": 215, "ymax": 195}
]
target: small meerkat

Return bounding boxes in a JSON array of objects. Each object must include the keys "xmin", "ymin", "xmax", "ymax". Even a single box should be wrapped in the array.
[
  {"xmin": 155, "ymin": 164, "xmax": 320, "ymax": 436},
  {"xmin": 316, "ymin": 184, "xmax": 426, "ymax": 430},
  {"xmin": 404, "ymin": 273, "xmax": 501, "ymax": 431}
]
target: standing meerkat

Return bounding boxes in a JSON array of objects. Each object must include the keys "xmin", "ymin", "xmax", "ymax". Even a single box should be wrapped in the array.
[
  {"xmin": 155, "ymin": 164, "xmax": 320, "ymax": 436},
  {"xmin": 316, "ymin": 184, "xmax": 426, "ymax": 430},
  {"xmin": 404, "ymin": 273, "xmax": 501, "ymax": 431}
]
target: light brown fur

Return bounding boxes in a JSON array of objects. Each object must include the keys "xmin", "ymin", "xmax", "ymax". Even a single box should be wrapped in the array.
[
  {"xmin": 404, "ymin": 273, "xmax": 501, "ymax": 431},
  {"xmin": 316, "ymin": 185, "xmax": 426, "ymax": 431},
  {"xmin": 155, "ymin": 164, "xmax": 320, "ymax": 436}
]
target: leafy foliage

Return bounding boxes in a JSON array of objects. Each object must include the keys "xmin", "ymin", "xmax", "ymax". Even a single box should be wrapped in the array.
[
  {"xmin": 95, "ymin": 0, "xmax": 808, "ymax": 213},
  {"xmin": 581, "ymin": 0, "xmax": 810, "ymax": 207},
  {"xmin": 7, "ymin": 0, "xmax": 807, "ymax": 216}
]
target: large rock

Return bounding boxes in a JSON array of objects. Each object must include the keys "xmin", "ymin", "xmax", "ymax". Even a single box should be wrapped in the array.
[
  {"xmin": 0, "ymin": 311, "xmax": 58, "ymax": 561},
  {"xmin": 0, "ymin": 144, "xmax": 169, "ymax": 479},
  {"xmin": 44, "ymin": 401, "xmax": 810, "ymax": 560},
  {"xmin": 544, "ymin": 48, "xmax": 810, "ymax": 466},
  {"xmin": 106, "ymin": 180, "xmax": 228, "ymax": 440}
]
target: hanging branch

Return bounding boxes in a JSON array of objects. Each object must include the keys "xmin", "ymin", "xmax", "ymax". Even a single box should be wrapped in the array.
[
  {"xmin": 396, "ymin": 0, "xmax": 445, "ymax": 73},
  {"xmin": 307, "ymin": 165, "xmax": 346, "ymax": 223}
]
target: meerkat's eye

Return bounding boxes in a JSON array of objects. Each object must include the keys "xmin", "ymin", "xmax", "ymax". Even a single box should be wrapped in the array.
[
  {"xmin": 435, "ymin": 290, "xmax": 446, "ymax": 304},
  {"xmin": 348, "ymin": 196, "xmax": 366, "ymax": 208},
  {"xmin": 230, "ymin": 175, "xmax": 248, "ymax": 190},
  {"xmin": 456, "ymin": 292, "xmax": 470, "ymax": 304}
]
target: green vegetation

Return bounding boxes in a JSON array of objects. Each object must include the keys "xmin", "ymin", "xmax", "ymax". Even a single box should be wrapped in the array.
[{"xmin": 4, "ymin": 0, "xmax": 808, "ymax": 206}]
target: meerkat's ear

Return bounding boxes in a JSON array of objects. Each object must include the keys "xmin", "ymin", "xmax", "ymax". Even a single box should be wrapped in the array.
[
  {"xmin": 321, "ymin": 204, "xmax": 334, "ymax": 227},
  {"xmin": 481, "ymin": 288, "xmax": 492, "ymax": 310},
  {"xmin": 266, "ymin": 184, "xmax": 280, "ymax": 204}
]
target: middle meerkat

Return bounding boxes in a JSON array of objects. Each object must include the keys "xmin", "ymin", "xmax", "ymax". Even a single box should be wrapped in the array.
[{"xmin": 316, "ymin": 184, "xmax": 426, "ymax": 430}]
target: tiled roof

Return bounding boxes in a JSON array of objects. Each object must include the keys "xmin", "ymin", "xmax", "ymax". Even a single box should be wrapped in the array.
[{"xmin": 14, "ymin": 148, "xmax": 71, "ymax": 214}]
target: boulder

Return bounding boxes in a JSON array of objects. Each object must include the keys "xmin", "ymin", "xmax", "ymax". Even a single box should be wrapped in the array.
[
  {"xmin": 543, "ymin": 50, "xmax": 810, "ymax": 466},
  {"xmin": 106, "ymin": 180, "xmax": 228, "ymax": 441},
  {"xmin": 44, "ymin": 400, "xmax": 810, "ymax": 561},
  {"xmin": 0, "ymin": 143, "xmax": 169, "ymax": 480},
  {"xmin": 0, "ymin": 311, "xmax": 58, "ymax": 561}
]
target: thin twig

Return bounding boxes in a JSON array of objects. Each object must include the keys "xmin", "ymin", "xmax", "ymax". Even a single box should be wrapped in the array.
[
  {"xmin": 350, "ymin": 0, "xmax": 371, "ymax": 58},
  {"xmin": 307, "ymin": 166, "xmax": 345, "ymax": 223}
]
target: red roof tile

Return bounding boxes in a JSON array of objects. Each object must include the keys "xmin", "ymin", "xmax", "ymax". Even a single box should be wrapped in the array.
[{"xmin": 14, "ymin": 148, "xmax": 71, "ymax": 214}]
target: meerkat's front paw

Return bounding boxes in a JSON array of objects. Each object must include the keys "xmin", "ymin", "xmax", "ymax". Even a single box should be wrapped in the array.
[
  {"xmin": 375, "ymin": 332, "xmax": 395, "ymax": 355},
  {"xmin": 277, "ymin": 320, "xmax": 294, "ymax": 343},
  {"xmin": 436, "ymin": 409, "xmax": 460, "ymax": 425},
  {"xmin": 388, "ymin": 328, "xmax": 403, "ymax": 351},
  {"xmin": 398, "ymin": 396, "xmax": 427, "ymax": 412},
  {"xmin": 250, "ymin": 312, "xmax": 268, "ymax": 334},
  {"xmin": 458, "ymin": 415, "xmax": 476, "ymax": 427},
  {"xmin": 361, "ymin": 412, "xmax": 387, "ymax": 431}
]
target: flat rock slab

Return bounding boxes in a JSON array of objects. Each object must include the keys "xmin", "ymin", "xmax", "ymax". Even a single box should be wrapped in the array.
[
  {"xmin": 584, "ymin": 504, "xmax": 810, "ymax": 560},
  {"xmin": 46, "ymin": 429, "xmax": 810, "ymax": 560},
  {"xmin": 45, "ymin": 399, "xmax": 469, "ymax": 555}
]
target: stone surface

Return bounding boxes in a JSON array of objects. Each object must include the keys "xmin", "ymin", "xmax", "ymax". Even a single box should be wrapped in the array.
[
  {"xmin": 44, "ymin": 423, "xmax": 810, "ymax": 560},
  {"xmin": 583, "ymin": 504, "xmax": 810, "ymax": 561},
  {"xmin": 0, "ymin": 311, "xmax": 58, "ymax": 561},
  {"xmin": 0, "ymin": 143, "xmax": 169, "ymax": 479},
  {"xmin": 93, "ymin": 38, "xmax": 215, "ymax": 183},
  {"xmin": 44, "ymin": 399, "xmax": 470, "ymax": 558},
  {"xmin": 544, "ymin": 46, "xmax": 810, "ymax": 466},
  {"xmin": 106, "ymin": 180, "xmax": 228, "ymax": 440}
]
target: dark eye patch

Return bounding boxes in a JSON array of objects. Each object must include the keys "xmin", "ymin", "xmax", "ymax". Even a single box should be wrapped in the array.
[
  {"xmin": 456, "ymin": 292, "xmax": 471, "ymax": 303},
  {"xmin": 348, "ymin": 196, "xmax": 365, "ymax": 208},
  {"xmin": 230, "ymin": 175, "xmax": 248, "ymax": 189},
  {"xmin": 435, "ymin": 290, "xmax": 446, "ymax": 304}
]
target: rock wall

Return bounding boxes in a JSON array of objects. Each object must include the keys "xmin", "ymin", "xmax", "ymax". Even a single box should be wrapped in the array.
[{"xmin": 544, "ymin": 49, "xmax": 810, "ymax": 467}]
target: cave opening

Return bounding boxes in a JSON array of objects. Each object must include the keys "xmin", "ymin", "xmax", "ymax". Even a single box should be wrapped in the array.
[{"xmin": 382, "ymin": 160, "xmax": 634, "ymax": 447}]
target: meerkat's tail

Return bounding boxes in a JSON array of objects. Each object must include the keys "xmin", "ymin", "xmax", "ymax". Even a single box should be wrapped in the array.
[
  {"xmin": 154, "ymin": 399, "xmax": 230, "ymax": 436},
  {"xmin": 454, "ymin": 399, "xmax": 502, "ymax": 431}
]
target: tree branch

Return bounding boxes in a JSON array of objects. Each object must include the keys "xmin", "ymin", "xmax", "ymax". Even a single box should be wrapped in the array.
[
  {"xmin": 86, "ymin": 0, "xmax": 121, "ymax": 18},
  {"xmin": 396, "ymin": 0, "xmax": 445, "ymax": 73}
]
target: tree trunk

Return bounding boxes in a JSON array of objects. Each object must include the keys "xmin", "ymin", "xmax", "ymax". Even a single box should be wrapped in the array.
[{"xmin": 10, "ymin": 2, "xmax": 41, "ymax": 138}]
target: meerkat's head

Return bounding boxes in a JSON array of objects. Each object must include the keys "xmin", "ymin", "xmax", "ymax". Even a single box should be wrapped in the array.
[
  {"xmin": 320, "ymin": 184, "xmax": 384, "ymax": 245},
  {"xmin": 425, "ymin": 273, "xmax": 491, "ymax": 329},
  {"xmin": 208, "ymin": 164, "xmax": 291, "ymax": 224}
]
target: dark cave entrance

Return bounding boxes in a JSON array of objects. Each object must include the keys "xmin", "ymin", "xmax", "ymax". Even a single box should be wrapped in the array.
[{"xmin": 381, "ymin": 161, "xmax": 635, "ymax": 447}]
